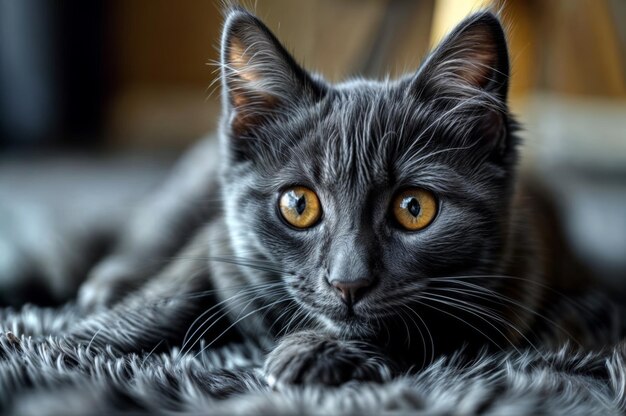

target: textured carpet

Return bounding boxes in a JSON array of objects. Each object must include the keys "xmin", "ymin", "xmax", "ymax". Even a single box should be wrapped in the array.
[{"xmin": 1, "ymin": 304, "xmax": 626, "ymax": 415}]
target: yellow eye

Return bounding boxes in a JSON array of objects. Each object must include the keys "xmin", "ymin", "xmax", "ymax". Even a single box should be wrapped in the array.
[
  {"xmin": 392, "ymin": 188, "xmax": 437, "ymax": 231},
  {"xmin": 278, "ymin": 186, "xmax": 321, "ymax": 229}
]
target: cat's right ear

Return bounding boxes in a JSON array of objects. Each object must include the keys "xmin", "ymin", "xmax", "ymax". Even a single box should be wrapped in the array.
[
  {"xmin": 408, "ymin": 11, "xmax": 513, "ymax": 162},
  {"xmin": 221, "ymin": 9, "xmax": 325, "ymax": 137},
  {"xmin": 412, "ymin": 11, "xmax": 510, "ymax": 101}
]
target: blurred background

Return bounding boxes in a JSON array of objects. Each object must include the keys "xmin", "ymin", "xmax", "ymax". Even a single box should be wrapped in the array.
[{"xmin": 0, "ymin": 0, "xmax": 624, "ymax": 304}]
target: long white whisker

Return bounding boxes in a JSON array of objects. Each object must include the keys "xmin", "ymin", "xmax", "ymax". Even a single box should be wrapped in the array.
[
  {"xmin": 401, "ymin": 303, "xmax": 435, "ymax": 368},
  {"xmin": 423, "ymin": 290, "xmax": 548, "ymax": 363},
  {"xmin": 179, "ymin": 285, "xmax": 285, "ymax": 358},
  {"xmin": 193, "ymin": 294, "xmax": 293, "ymax": 359},
  {"xmin": 432, "ymin": 277, "xmax": 585, "ymax": 347}
]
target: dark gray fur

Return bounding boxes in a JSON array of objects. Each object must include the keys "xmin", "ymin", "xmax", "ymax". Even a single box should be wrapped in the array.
[{"xmin": 1, "ymin": 7, "xmax": 625, "ymax": 414}]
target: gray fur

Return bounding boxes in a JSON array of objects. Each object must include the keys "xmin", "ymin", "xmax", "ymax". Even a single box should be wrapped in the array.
[
  {"xmin": 1, "ymin": 6, "xmax": 625, "ymax": 415},
  {"xmin": 1, "ymin": 308, "xmax": 626, "ymax": 415}
]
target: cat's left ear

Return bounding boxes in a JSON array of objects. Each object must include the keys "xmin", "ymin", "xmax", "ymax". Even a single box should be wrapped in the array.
[
  {"xmin": 411, "ymin": 11, "xmax": 511, "ymax": 160},
  {"xmin": 221, "ymin": 9, "xmax": 325, "ymax": 136},
  {"xmin": 414, "ymin": 11, "xmax": 510, "ymax": 101}
]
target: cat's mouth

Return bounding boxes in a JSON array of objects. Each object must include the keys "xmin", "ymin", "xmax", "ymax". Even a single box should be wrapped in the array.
[
  {"xmin": 309, "ymin": 311, "xmax": 367, "ymax": 337},
  {"xmin": 333, "ymin": 307, "xmax": 360, "ymax": 322},
  {"xmin": 289, "ymin": 280, "xmax": 380, "ymax": 335},
  {"xmin": 315, "ymin": 302, "xmax": 380, "ymax": 335}
]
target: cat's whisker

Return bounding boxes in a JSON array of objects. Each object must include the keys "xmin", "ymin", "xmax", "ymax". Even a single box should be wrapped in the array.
[
  {"xmin": 282, "ymin": 304, "xmax": 308, "ymax": 337},
  {"xmin": 267, "ymin": 305, "xmax": 292, "ymax": 335},
  {"xmin": 183, "ymin": 286, "xmax": 288, "ymax": 355},
  {"xmin": 292, "ymin": 308, "xmax": 312, "ymax": 335},
  {"xmin": 150, "ymin": 254, "xmax": 287, "ymax": 276},
  {"xmin": 286, "ymin": 307, "xmax": 307, "ymax": 335},
  {"xmin": 418, "ymin": 290, "xmax": 518, "ymax": 349},
  {"xmin": 193, "ymin": 294, "xmax": 293, "ymax": 359},
  {"xmin": 400, "ymin": 303, "xmax": 434, "ymax": 368},
  {"xmin": 430, "ymin": 285, "xmax": 534, "ymax": 332},
  {"xmin": 86, "ymin": 327, "xmax": 104, "ymax": 353},
  {"xmin": 182, "ymin": 303, "xmax": 260, "ymax": 359},
  {"xmin": 429, "ymin": 274, "xmax": 603, "ymax": 323},
  {"xmin": 420, "ymin": 292, "xmax": 553, "ymax": 369},
  {"xmin": 209, "ymin": 256, "xmax": 287, "ymax": 275},
  {"xmin": 141, "ymin": 339, "xmax": 165, "ymax": 368},
  {"xmin": 429, "ymin": 280, "xmax": 584, "ymax": 348},
  {"xmin": 396, "ymin": 307, "xmax": 412, "ymax": 349},
  {"xmin": 179, "ymin": 294, "xmax": 247, "ymax": 358},
  {"xmin": 412, "ymin": 296, "xmax": 507, "ymax": 356},
  {"xmin": 432, "ymin": 274, "xmax": 577, "ymax": 300},
  {"xmin": 276, "ymin": 300, "xmax": 312, "ymax": 336},
  {"xmin": 261, "ymin": 297, "xmax": 296, "ymax": 330},
  {"xmin": 397, "ymin": 304, "xmax": 424, "ymax": 365},
  {"xmin": 161, "ymin": 280, "xmax": 284, "ymax": 303},
  {"xmin": 178, "ymin": 284, "xmax": 285, "ymax": 358},
  {"xmin": 432, "ymin": 287, "xmax": 557, "ymax": 356},
  {"xmin": 422, "ymin": 290, "xmax": 549, "ymax": 363},
  {"xmin": 416, "ymin": 298, "xmax": 521, "ymax": 354}
]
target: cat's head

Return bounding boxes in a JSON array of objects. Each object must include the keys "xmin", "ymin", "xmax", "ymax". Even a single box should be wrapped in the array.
[{"xmin": 219, "ymin": 8, "xmax": 517, "ymax": 338}]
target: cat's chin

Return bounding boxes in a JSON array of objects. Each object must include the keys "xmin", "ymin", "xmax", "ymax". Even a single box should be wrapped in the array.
[{"xmin": 316, "ymin": 311, "xmax": 378, "ymax": 339}]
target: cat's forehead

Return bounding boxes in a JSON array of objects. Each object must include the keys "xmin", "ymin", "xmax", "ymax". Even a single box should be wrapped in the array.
[
  {"xmin": 323, "ymin": 80, "xmax": 425, "ymax": 145},
  {"xmin": 331, "ymin": 79, "xmax": 404, "ymax": 112},
  {"xmin": 307, "ymin": 83, "xmax": 438, "ymax": 184},
  {"xmin": 259, "ymin": 80, "xmax": 461, "ymax": 193}
]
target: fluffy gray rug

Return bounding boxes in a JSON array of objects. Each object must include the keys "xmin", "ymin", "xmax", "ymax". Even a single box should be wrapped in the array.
[{"xmin": 1, "ymin": 304, "xmax": 626, "ymax": 415}]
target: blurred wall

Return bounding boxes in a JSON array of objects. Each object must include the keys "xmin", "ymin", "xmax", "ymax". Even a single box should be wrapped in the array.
[
  {"xmin": 0, "ymin": 0, "xmax": 105, "ymax": 149},
  {"xmin": 1, "ymin": 0, "xmax": 624, "ymax": 150},
  {"xmin": 104, "ymin": 0, "xmax": 436, "ymax": 149}
]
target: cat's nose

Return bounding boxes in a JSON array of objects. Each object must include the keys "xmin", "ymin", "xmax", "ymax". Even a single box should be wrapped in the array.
[{"xmin": 330, "ymin": 279, "xmax": 372, "ymax": 306}]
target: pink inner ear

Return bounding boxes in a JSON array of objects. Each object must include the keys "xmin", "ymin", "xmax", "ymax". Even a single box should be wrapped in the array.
[
  {"xmin": 451, "ymin": 30, "xmax": 498, "ymax": 89},
  {"xmin": 226, "ymin": 37, "xmax": 278, "ymax": 135},
  {"xmin": 229, "ymin": 38, "xmax": 262, "ymax": 85},
  {"xmin": 459, "ymin": 50, "xmax": 496, "ymax": 89},
  {"xmin": 228, "ymin": 38, "xmax": 258, "ymax": 108},
  {"xmin": 226, "ymin": 37, "xmax": 277, "ymax": 113}
]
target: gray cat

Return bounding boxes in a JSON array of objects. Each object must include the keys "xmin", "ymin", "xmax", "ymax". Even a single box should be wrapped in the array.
[{"xmin": 71, "ymin": 8, "xmax": 621, "ymax": 387}]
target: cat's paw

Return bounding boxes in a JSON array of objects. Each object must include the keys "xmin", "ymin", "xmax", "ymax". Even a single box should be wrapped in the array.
[
  {"xmin": 264, "ymin": 331, "xmax": 392, "ymax": 388},
  {"xmin": 77, "ymin": 259, "xmax": 141, "ymax": 311}
]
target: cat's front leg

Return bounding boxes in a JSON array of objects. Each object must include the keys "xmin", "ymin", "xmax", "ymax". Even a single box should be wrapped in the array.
[
  {"xmin": 264, "ymin": 330, "xmax": 393, "ymax": 388},
  {"xmin": 78, "ymin": 137, "xmax": 221, "ymax": 311}
]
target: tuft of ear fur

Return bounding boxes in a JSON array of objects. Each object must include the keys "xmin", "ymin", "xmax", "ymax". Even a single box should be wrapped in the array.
[{"xmin": 221, "ymin": 8, "xmax": 325, "ymax": 136}]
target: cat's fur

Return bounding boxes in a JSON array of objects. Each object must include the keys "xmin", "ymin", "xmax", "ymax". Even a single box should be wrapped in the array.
[
  {"xmin": 68, "ymin": 7, "xmax": 622, "ymax": 388},
  {"xmin": 2, "ymin": 306, "xmax": 626, "ymax": 415}
]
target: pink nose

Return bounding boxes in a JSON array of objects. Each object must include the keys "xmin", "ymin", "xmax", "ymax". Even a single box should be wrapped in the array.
[{"xmin": 330, "ymin": 279, "xmax": 372, "ymax": 306}]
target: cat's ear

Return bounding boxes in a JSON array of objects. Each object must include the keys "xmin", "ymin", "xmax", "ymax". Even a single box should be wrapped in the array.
[
  {"xmin": 221, "ymin": 9, "xmax": 325, "ymax": 136},
  {"xmin": 414, "ymin": 11, "xmax": 509, "ymax": 101},
  {"xmin": 412, "ymin": 11, "xmax": 512, "ymax": 160}
]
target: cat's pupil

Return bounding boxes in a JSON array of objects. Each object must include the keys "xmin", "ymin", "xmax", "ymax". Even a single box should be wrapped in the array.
[
  {"xmin": 406, "ymin": 197, "xmax": 420, "ymax": 217},
  {"xmin": 295, "ymin": 195, "xmax": 307, "ymax": 215}
]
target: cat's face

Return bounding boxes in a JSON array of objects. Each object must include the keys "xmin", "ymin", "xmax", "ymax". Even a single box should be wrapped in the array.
[{"xmin": 219, "ymin": 9, "xmax": 517, "ymax": 338}]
